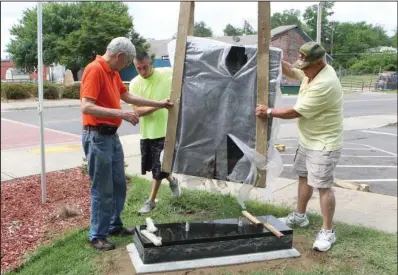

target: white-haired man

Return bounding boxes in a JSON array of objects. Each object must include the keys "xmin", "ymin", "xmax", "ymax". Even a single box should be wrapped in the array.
[
  {"xmin": 256, "ymin": 41, "xmax": 343, "ymax": 252},
  {"xmin": 80, "ymin": 37, "xmax": 173, "ymax": 251}
]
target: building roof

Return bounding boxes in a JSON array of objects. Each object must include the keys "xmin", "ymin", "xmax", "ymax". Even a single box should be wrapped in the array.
[{"xmin": 148, "ymin": 25, "xmax": 307, "ymax": 57}]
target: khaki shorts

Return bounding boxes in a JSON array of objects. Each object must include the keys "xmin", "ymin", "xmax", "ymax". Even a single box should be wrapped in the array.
[{"xmin": 293, "ymin": 145, "xmax": 341, "ymax": 188}]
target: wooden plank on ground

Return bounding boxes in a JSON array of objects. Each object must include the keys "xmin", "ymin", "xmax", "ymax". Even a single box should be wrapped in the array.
[
  {"xmin": 162, "ymin": 1, "xmax": 195, "ymax": 173},
  {"xmin": 255, "ymin": 1, "xmax": 271, "ymax": 188}
]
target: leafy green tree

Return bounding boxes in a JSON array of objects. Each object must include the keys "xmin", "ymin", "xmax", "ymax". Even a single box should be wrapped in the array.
[
  {"xmin": 193, "ymin": 21, "xmax": 213, "ymax": 37},
  {"xmin": 6, "ymin": 2, "xmax": 148, "ymax": 80},
  {"xmin": 242, "ymin": 20, "xmax": 256, "ymax": 35},
  {"xmin": 391, "ymin": 29, "xmax": 397, "ymax": 47},
  {"xmin": 349, "ymin": 53, "xmax": 397, "ymax": 73},
  {"xmin": 271, "ymin": 9, "xmax": 303, "ymax": 29},
  {"xmin": 223, "ymin": 21, "xmax": 256, "ymax": 36},
  {"xmin": 331, "ymin": 22, "xmax": 392, "ymax": 68},
  {"xmin": 223, "ymin": 23, "xmax": 243, "ymax": 36}
]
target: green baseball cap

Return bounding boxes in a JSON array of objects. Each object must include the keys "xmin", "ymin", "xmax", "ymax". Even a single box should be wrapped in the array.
[{"xmin": 292, "ymin": 41, "xmax": 326, "ymax": 69}]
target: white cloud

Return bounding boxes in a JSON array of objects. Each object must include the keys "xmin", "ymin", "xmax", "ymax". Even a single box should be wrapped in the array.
[
  {"xmin": 1, "ymin": 1, "xmax": 397, "ymax": 58},
  {"xmin": 1, "ymin": 2, "xmax": 36, "ymax": 59}
]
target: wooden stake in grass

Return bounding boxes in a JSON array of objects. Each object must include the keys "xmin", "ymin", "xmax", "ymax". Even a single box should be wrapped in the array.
[{"xmin": 255, "ymin": 2, "xmax": 271, "ymax": 188}]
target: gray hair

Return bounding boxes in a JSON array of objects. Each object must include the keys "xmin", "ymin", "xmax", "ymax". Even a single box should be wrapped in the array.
[{"xmin": 106, "ymin": 37, "xmax": 136, "ymax": 61}]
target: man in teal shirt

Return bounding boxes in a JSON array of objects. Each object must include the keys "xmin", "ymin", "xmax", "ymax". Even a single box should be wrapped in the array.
[{"xmin": 129, "ymin": 52, "xmax": 181, "ymax": 214}]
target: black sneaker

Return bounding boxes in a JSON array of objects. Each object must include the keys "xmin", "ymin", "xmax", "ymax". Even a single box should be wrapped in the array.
[{"xmin": 89, "ymin": 238, "xmax": 115, "ymax": 251}]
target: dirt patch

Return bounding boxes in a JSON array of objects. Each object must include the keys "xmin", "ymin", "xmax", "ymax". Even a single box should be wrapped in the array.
[
  {"xmin": 101, "ymin": 236, "xmax": 345, "ymax": 275},
  {"xmin": 96, "ymin": 247, "xmax": 133, "ymax": 275},
  {"xmin": 1, "ymin": 168, "xmax": 91, "ymax": 272}
]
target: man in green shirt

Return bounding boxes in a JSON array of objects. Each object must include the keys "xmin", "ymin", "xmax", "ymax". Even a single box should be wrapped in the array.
[
  {"xmin": 256, "ymin": 42, "xmax": 343, "ymax": 252},
  {"xmin": 129, "ymin": 52, "xmax": 181, "ymax": 214}
]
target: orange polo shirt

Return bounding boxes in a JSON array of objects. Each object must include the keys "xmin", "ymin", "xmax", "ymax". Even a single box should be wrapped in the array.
[{"xmin": 80, "ymin": 55, "xmax": 127, "ymax": 127}]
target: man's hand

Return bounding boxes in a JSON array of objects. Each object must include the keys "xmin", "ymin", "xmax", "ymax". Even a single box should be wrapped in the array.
[
  {"xmin": 256, "ymin": 104, "xmax": 268, "ymax": 118},
  {"xmin": 121, "ymin": 110, "xmax": 139, "ymax": 125},
  {"xmin": 158, "ymin": 99, "xmax": 174, "ymax": 109}
]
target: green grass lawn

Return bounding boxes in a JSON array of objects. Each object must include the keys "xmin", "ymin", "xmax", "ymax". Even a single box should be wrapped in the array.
[{"xmin": 6, "ymin": 176, "xmax": 397, "ymax": 275}]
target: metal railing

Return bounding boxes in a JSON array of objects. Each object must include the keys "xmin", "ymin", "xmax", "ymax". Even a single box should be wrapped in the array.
[{"xmin": 339, "ymin": 79, "xmax": 375, "ymax": 92}]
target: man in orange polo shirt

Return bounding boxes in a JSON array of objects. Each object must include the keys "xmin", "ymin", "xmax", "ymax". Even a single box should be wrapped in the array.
[{"xmin": 80, "ymin": 37, "xmax": 173, "ymax": 251}]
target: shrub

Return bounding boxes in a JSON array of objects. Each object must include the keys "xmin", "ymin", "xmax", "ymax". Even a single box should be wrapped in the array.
[
  {"xmin": 44, "ymin": 83, "xmax": 61, "ymax": 99},
  {"xmin": 1, "ymin": 83, "xmax": 32, "ymax": 100},
  {"xmin": 32, "ymin": 83, "xmax": 61, "ymax": 99},
  {"xmin": 62, "ymin": 83, "xmax": 81, "ymax": 99}
]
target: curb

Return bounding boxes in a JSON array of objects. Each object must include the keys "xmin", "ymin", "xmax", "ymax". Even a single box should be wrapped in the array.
[
  {"xmin": 1, "ymin": 103, "xmax": 80, "ymax": 112},
  {"xmin": 1, "ymin": 102, "xmax": 130, "ymax": 112}
]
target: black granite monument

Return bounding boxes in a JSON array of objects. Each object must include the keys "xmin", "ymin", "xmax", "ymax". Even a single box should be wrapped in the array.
[{"xmin": 133, "ymin": 215, "xmax": 294, "ymax": 264}]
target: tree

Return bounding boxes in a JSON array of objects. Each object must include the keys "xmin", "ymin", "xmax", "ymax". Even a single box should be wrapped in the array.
[
  {"xmin": 303, "ymin": 1, "xmax": 335, "ymax": 43},
  {"xmin": 222, "ymin": 21, "xmax": 257, "ymax": 36},
  {"xmin": 242, "ymin": 20, "xmax": 256, "ymax": 35},
  {"xmin": 271, "ymin": 9, "xmax": 303, "ymax": 29},
  {"xmin": 331, "ymin": 22, "xmax": 392, "ymax": 68},
  {"xmin": 6, "ymin": 2, "xmax": 149, "ymax": 80},
  {"xmin": 349, "ymin": 53, "xmax": 397, "ymax": 73},
  {"xmin": 130, "ymin": 30, "xmax": 150, "ymax": 55},
  {"xmin": 391, "ymin": 29, "xmax": 397, "ymax": 47},
  {"xmin": 193, "ymin": 21, "xmax": 213, "ymax": 37},
  {"xmin": 223, "ymin": 23, "xmax": 243, "ymax": 36}
]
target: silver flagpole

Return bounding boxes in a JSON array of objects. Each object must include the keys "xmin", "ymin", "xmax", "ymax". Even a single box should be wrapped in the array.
[{"xmin": 37, "ymin": 2, "xmax": 47, "ymax": 203}]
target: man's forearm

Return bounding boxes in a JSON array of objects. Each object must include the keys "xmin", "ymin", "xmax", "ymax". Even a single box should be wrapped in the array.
[
  {"xmin": 134, "ymin": 106, "xmax": 159, "ymax": 117},
  {"xmin": 271, "ymin": 107, "xmax": 301, "ymax": 119},
  {"xmin": 82, "ymin": 104, "xmax": 123, "ymax": 119},
  {"xmin": 281, "ymin": 60, "xmax": 297, "ymax": 80},
  {"xmin": 123, "ymin": 93, "xmax": 161, "ymax": 107}
]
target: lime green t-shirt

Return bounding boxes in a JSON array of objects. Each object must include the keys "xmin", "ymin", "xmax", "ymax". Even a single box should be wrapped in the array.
[
  {"xmin": 292, "ymin": 65, "xmax": 344, "ymax": 151},
  {"xmin": 129, "ymin": 67, "xmax": 172, "ymax": 139}
]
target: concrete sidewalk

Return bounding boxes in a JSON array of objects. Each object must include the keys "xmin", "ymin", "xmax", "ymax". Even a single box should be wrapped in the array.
[{"xmin": 1, "ymin": 134, "xmax": 396, "ymax": 233}]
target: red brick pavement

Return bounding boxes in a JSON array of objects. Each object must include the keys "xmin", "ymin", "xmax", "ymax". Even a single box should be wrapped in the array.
[{"xmin": 1, "ymin": 119, "xmax": 81, "ymax": 150}]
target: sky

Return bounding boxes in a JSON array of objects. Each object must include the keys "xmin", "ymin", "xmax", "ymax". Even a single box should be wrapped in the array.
[{"xmin": 1, "ymin": 1, "xmax": 397, "ymax": 58}]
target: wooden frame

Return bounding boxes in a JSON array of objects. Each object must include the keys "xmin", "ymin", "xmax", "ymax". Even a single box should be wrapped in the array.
[
  {"xmin": 162, "ymin": 1, "xmax": 271, "ymax": 189},
  {"xmin": 162, "ymin": 1, "xmax": 195, "ymax": 173},
  {"xmin": 255, "ymin": 2, "xmax": 271, "ymax": 188}
]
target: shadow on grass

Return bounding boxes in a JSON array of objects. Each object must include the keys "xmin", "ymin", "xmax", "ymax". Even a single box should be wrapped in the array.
[{"xmin": 6, "ymin": 176, "xmax": 397, "ymax": 275}]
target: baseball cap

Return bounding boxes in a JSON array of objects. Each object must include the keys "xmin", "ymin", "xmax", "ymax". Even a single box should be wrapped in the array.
[{"xmin": 292, "ymin": 41, "xmax": 326, "ymax": 69}]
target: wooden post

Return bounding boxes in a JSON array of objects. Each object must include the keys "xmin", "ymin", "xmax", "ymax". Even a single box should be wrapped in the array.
[
  {"xmin": 162, "ymin": 1, "xmax": 195, "ymax": 173},
  {"xmin": 188, "ymin": 3, "xmax": 195, "ymax": 36},
  {"xmin": 255, "ymin": 2, "xmax": 271, "ymax": 188}
]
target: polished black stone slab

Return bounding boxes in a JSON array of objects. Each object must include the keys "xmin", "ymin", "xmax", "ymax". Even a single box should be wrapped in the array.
[{"xmin": 133, "ymin": 215, "xmax": 294, "ymax": 264}]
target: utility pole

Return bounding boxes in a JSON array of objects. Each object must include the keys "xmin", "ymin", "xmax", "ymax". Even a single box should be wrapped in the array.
[
  {"xmin": 330, "ymin": 21, "xmax": 336, "ymax": 65},
  {"xmin": 316, "ymin": 2, "xmax": 322, "ymax": 44}
]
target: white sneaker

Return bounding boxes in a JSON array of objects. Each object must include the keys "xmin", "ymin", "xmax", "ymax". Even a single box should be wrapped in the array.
[
  {"xmin": 278, "ymin": 212, "xmax": 310, "ymax": 227},
  {"xmin": 138, "ymin": 200, "xmax": 156, "ymax": 215},
  {"xmin": 313, "ymin": 228, "xmax": 336, "ymax": 252}
]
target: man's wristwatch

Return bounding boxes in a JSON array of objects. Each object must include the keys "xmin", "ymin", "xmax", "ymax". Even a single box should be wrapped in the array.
[{"xmin": 267, "ymin": 108, "xmax": 272, "ymax": 118}]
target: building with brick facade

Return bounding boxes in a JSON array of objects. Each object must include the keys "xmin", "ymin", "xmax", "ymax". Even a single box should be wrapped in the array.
[
  {"xmin": 147, "ymin": 25, "xmax": 332, "ymax": 91},
  {"xmin": 1, "ymin": 59, "xmax": 49, "ymax": 81}
]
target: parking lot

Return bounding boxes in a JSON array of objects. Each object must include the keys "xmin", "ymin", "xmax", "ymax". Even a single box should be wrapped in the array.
[{"xmin": 276, "ymin": 124, "xmax": 397, "ymax": 197}]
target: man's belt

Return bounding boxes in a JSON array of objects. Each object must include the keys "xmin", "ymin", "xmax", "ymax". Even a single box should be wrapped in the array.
[{"xmin": 83, "ymin": 124, "xmax": 118, "ymax": 135}]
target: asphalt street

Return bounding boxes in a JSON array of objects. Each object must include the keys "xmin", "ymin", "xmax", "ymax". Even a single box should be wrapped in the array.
[
  {"xmin": 1, "ymin": 93, "xmax": 397, "ymax": 136},
  {"xmin": 277, "ymin": 124, "xmax": 397, "ymax": 197},
  {"xmin": 2, "ymin": 92, "xmax": 397, "ymax": 196}
]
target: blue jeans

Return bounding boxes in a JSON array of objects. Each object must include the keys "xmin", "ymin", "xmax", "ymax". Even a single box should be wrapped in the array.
[{"xmin": 82, "ymin": 130, "xmax": 126, "ymax": 241}]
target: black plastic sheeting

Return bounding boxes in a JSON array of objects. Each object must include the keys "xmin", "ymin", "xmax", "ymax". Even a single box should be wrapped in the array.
[{"xmin": 166, "ymin": 37, "xmax": 283, "ymax": 185}]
